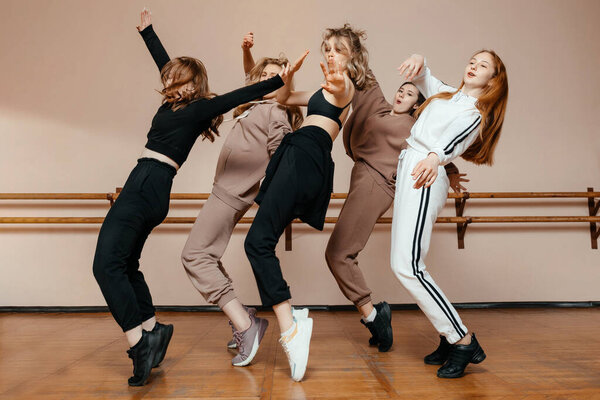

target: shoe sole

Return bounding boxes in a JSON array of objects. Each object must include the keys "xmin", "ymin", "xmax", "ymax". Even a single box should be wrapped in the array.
[
  {"xmin": 291, "ymin": 318, "xmax": 313, "ymax": 382},
  {"xmin": 153, "ymin": 325, "xmax": 174, "ymax": 368},
  {"xmin": 377, "ymin": 302, "xmax": 393, "ymax": 352},
  {"xmin": 232, "ymin": 318, "xmax": 269, "ymax": 367},
  {"xmin": 424, "ymin": 358, "xmax": 446, "ymax": 365}
]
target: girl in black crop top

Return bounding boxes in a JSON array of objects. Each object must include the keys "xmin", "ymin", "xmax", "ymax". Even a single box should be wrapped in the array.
[
  {"xmin": 243, "ymin": 24, "xmax": 374, "ymax": 382},
  {"xmin": 91, "ymin": 9, "xmax": 299, "ymax": 387}
]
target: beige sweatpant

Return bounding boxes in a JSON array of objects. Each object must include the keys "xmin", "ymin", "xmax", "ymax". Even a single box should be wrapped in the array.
[{"xmin": 181, "ymin": 193, "xmax": 251, "ymax": 308}]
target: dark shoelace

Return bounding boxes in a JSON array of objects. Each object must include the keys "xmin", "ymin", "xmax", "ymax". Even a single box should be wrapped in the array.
[{"xmin": 233, "ymin": 331, "xmax": 244, "ymax": 354}]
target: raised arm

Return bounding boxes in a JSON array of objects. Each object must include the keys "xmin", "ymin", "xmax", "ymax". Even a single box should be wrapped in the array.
[
  {"xmin": 241, "ymin": 32, "xmax": 256, "ymax": 75},
  {"xmin": 137, "ymin": 9, "xmax": 170, "ymax": 72},
  {"xmin": 350, "ymin": 68, "xmax": 388, "ymax": 118},
  {"xmin": 194, "ymin": 74, "xmax": 285, "ymax": 123},
  {"xmin": 276, "ymin": 50, "xmax": 312, "ymax": 106},
  {"xmin": 398, "ymin": 54, "xmax": 456, "ymax": 98}
]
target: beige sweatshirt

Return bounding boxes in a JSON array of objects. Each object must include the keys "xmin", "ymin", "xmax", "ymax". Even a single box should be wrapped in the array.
[{"xmin": 212, "ymin": 100, "xmax": 292, "ymax": 210}]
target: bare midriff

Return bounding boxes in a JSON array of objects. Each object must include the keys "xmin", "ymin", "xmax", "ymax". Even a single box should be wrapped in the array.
[
  {"xmin": 140, "ymin": 148, "xmax": 180, "ymax": 170},
  {"xmin": 301, "ymin": 106, "xmax": 350, "ymax": 142}
]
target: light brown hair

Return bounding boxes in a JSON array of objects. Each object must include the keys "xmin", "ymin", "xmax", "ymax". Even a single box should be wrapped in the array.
[
  {"xmin": 233, "ymin": 56, "xmax": 303, "ymax": 130},
  {"xmin": 321, "ymin": 24, "xmax": 376, "ymax": 91},
  {"xmin": 414, "ymin": 50, "xmax": 508, "ymax": 165},
  {"xmin": 160, "ymin": 57, "xmax": 223, "ymax": 142}
]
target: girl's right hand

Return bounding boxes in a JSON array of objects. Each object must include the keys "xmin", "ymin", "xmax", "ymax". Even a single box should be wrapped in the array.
[
  {"xmin": 278, "ymin": 64, "xmax": 291, "ymax": 84},
  {"xmin": 320, "ymin": 61, "xmax": 348, "ymax": 96},
  {"xmin": 242, "ymin": 32, "xmax": 254, "ymax": 49},
  {"xmin": 136, "ymin": 8, "xmax": 152, "ymax": 32},
  {"xmin": 398, "ymin": 54, "xmax": 424, "ymax": 81}
]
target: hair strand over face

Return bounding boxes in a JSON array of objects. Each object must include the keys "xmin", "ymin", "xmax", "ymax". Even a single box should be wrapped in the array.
[{"xmin": 160, "ymin": 56, "xmax": 223, "ymax": 142}]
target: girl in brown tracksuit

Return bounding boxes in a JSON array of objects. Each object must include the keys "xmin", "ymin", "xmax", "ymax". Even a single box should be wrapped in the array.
[
  {"xmin": 180, "ymin": 33, "xmax": 303, "ymax": 367},
  {"xmin": 325, "ymin": 70, "xmax": 467, "ymax": 352}
]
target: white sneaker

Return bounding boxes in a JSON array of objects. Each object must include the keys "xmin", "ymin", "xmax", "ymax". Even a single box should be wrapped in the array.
[
  {"xmin": 292, "ymin": 307, "xmax": 309, "ymax": 320},
  {"xmin": 279, "ymin": 317, "xmax": 313, "ymax": 382}
]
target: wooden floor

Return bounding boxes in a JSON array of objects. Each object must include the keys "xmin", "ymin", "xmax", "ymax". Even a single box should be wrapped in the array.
[{"xmin": 1, "ymin": 309, "xmax": 600, "ymax": 399}]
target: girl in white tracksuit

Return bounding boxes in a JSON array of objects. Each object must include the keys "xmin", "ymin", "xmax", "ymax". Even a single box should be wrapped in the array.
[{"xmin": 393, "ymin": 51, "xmax": 508, "ymax": 378}]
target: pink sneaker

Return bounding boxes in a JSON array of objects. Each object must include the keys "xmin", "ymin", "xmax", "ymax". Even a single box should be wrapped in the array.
[{"xmin": 231, "ymin": 313, "xmax": 269, "ymax": 367}]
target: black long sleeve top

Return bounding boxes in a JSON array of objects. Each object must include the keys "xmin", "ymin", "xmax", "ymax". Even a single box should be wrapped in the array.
[{"xmin": 138, "ymin": 25, "xmax": 284, "ymax": 166}]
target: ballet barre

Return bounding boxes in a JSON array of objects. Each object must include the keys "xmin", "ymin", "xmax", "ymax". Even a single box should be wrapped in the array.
[{"xmin": 0, "ymin": 188, "xmax": 599, "ymax": 249}]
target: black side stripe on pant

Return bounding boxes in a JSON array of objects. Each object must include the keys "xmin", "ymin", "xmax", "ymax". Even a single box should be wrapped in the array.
[
  {"xmin": 411, "ymin": 187, "xmax": 466, "ymax": 338},
  {"xmin": 443, "ymin": 116, "xmax": 482, "ymax": 155}
]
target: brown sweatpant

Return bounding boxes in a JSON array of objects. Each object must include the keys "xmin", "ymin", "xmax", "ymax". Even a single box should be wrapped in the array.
[
  {"xmin": 181, "ymin": 193, "xmax": 251, "ymax": 309},
  {"xmin": 325, "ymin": 161, "xmax": 393, "ymax": 307}
]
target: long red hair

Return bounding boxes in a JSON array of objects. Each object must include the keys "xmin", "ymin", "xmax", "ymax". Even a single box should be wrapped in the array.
[{"xmin": 414, "ymin": 50, "xmax": 508, "ymax": 165}]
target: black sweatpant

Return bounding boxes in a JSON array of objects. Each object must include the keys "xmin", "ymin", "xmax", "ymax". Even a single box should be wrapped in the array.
[
  {"xmin": 93, "ymin": 158, "xmax": 176, "ymax": 332},
  {"xmin": 244, "ymin": 126, "xmax": 333, "ymax": 307}
]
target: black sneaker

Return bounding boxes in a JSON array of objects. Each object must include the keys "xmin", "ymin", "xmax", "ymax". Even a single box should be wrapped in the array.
[
  {"xmin": 127, "ymin": 329, "xmax": 160, "ymax": 386},
  {"xmin": 152, "ymin": 322, "xmax": 174, "ymax": 368},
  {"xmin": 360, "ymin": 302, "xmax": 393, "ymax": 352},
  {"xmin": 424, "ymin": 335, "xmax": 451, "ymax": 365},
  {"xmin": 437, "ymin": 333, "xmax": 486, "ymax": 378}
]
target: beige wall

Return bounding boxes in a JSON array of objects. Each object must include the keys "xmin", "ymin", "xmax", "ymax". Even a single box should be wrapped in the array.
[{"xmin": 1, "ymin": 0, "xmax": 599, "ymax": 307}]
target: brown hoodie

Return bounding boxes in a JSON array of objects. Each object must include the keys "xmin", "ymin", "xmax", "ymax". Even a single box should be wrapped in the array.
[{"xmin": 343, "ymin": 74, "xmax": 458, "ymax": 197}]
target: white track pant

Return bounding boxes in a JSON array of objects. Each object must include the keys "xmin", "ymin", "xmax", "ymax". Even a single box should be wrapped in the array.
[{"xmin": 390, "ymin": 148, "xmax": 467, "ymax": 344}]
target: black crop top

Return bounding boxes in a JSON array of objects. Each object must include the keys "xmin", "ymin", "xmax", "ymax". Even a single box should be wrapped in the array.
[
  {"xmin": 139, "ymin": 25, "xmax": 284, "ymax": 166},
  {"xmin": 306, "ymin": 88, "xmax": 352, "ymax": 129}
]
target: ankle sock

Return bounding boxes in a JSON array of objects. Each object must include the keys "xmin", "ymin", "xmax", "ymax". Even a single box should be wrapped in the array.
[
  {"xmin": 280, "ymin": 322, "xmax": 297, "ymax": 338},
  {"xmin": 130, "ymin": 335, "xmax": 144, "ymax": 350},
  {"xmin": 363, "ymin": 308, "xmax": 377, "ymax": 323}
]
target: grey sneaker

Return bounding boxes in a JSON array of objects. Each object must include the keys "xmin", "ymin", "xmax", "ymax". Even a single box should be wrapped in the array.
[
  {"xmin": 231, "ymin": 313, "xmax": 269, "ymax": 366},
  {"xmin": 227, "ymin": 306, "xmax": 257, "ymax": 349}
]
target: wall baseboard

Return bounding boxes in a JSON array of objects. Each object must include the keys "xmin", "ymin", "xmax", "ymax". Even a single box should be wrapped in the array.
[{"xmin": 1, "ymin": 301, "xmax": 598, "ymax": 313}]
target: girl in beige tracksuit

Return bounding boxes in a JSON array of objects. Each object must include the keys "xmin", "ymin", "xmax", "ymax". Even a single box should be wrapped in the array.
[{"xmin": 180, "ymin": 33, "xmax": 302, "ymax": 366}]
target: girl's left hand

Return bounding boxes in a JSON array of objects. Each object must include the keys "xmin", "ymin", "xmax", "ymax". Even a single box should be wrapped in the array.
[
  {"xmin": 448, "ymin": 173, "xmax": 469, "ymax": 193},
  {"xmin": 137, "ymin": 8, "xmax": 152, "ymax": 32},
  {"xmin": 411, "ymin": 153, "xmax": 440, "ymax": 189}
]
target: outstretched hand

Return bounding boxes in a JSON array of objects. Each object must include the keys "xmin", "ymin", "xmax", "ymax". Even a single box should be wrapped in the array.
[
  {"xmin": 320, "ymin": 61, "xmax": 347, "ymax": 96},
  {"xmin": 290, "ymin": 50, "xmax": 309, "ymax": 74},
  {"xmin": 279, "ymin": 50, "xmax": 309, "ymax": 85},
  {"xmin": 448, "ymin": 173, "xmax": 470, "ymax": 193},
  {"xmin": 136, "ymin": 8, "xmax": 152, "ymax": 32},
  {"xmin": 397, "ymin": 54, "xmax": 424, "ymax": 81},
  {"xmin": 242, "ymin": 32, "xmax": 254, "ymax": 50}
]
